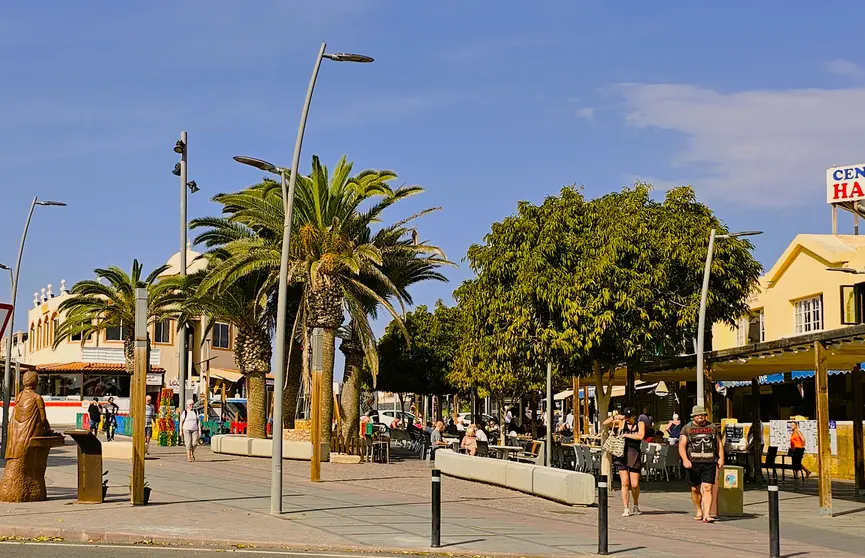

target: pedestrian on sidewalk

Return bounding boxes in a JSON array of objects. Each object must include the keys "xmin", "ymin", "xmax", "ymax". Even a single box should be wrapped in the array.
[
  {"xmin": 180, "ymin": 399, "xmax": 202, "ymax": 462},
  {"xmin": 104, "ymin": 396, "xmax": 119, "ymax": 441},
  {"xmin": 88, "ymin": 397, "xmax": 102, "ymax": 437},
  {"xmin": 144, "ymin": 395, "xmax": 155, "ymax": 455},
  {"xmin": 790, "ymin": 421, "xmax": 811, "ymax": 481},
  {"xmin": 679, "ymin": 405, "xmax": 724, "ymax": 523},
  {"xmin": 603, "ymin": 406, "xmax": 645, "ymax": 517}
]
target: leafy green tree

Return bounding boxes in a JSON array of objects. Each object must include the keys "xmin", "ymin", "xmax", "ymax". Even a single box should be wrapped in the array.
[
  {"xmin": 53, "ymin": 260, "xmax": 183, "ymax": 373},
  {"xmin": 454, "ymin": 183, "xmax": 761, "ymax": 450}
]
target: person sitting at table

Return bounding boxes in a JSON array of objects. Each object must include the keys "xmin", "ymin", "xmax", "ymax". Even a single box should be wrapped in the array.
[
  {"xmin": 557, "ymin": 422, "xmax": 573, "ymax": 437},
  {"xmin": 461, "ymin": 425, "xmax": 479, "ymax": 455},
  {"xmin": 429, "ymin": 421, "xmax": 448, "ymax": 456},
  {"xmin": 474, "ymin": 422, "xmax": 489, "ymax": 443},
  {"xmin": 665, "ymin": 413, "xmax": 683, "ymax": 441},
  {"xmin": 487, "ymin": 420, "xmax": 500, "ymax": 440},
  {"xmin": 445, "ymin": 418, "xmax": 459, "ymax": 436}
]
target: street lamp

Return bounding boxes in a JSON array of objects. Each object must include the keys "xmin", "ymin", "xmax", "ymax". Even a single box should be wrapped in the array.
[
  {"xmin": 172, "ymin": 133, "xmax": 200, "ymax": 420},
  {"xmin": 256, "ymin": 42, "xmax": 372, "ymax": 516},
  {"xmin": 826, "ymin": 267, "xmax": 863, "ymax": 274},
  {"xmin": 696, "ymin": 229, "xmax": 763, "ymax": 407},
  {"xmin": 2, "ymin": 198, "xmax": 66, "ymax": 455}
]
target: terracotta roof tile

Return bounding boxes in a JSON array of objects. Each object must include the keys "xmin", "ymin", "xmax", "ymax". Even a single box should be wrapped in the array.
[{"xmin": 35, "ymin": 362, "xmax": 166, "ymax": 374}]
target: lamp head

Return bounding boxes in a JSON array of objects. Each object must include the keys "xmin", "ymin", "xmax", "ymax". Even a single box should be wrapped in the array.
[
  {"xmin": 186, "ymin": 180, "xmax": 199, "ymax": 194},
  {"xmin": 174, "ymin": 139, "xmax": 186, "ymax": 154},
  {"xmin": 36, "ymin": 200, "xmax": 66, "ymax": 207},
  {"xmin": 233, "ymin": 155, "xmax": 279, "ymax": 175},
  {"xmin": 826, "ymin": 267, "xmax": 862, "ymax": 275},
  {"xmin": 323, "ymin": 52, "xmax": 374, "ymax": 63},
  {"xmin": 172, "ymin": 163, "xmax": 182, "ymax": 176},
  {"xmin": 0, "ymin": 263, "xmax": 9, "ymax": 271}
]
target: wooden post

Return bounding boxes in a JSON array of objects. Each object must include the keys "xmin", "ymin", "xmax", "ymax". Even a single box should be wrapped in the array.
[
  {"xmin": 573, "ymin": 376, "xmax": 581, "ymax": 438},
  {"xmin": 583, "ymin": 385, "xmax": 590, "ymax": 435},
  {"xmin": 852, "ymin": 364, "xmax": 865, "ymax": 496},
  {"xmin": 311, "ymin": 370, "xmax": 322, "ymax": 482},
  {"xmin": 726, "ymin": 388, "xmax": 734, "ymax": 419},
  {"xmin": 751, "ymin": 378, "xmax": 762, "ymax": 483},
  {"xmin": 453, "ymin": 394, "xmax": 459, "ymax": 423},
  {"xmin": 704, "ymin": 368, "xmax": 714, "ymax": 423},
  {"xmin": 814, "ymin": 340, "xmax": 833, "ymax": 516},
  {"xmin": 626, "ymin": 366, "xmax": 635, "ymax": 408},
  {"xmin": 131, "ymin": 288, "xmax": 147, "ymax": 505}
]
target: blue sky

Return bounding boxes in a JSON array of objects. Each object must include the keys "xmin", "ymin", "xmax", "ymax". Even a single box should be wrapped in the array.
[{"xmin": 3, "ymin": 2, "xmax": 865, "ymax": 375}]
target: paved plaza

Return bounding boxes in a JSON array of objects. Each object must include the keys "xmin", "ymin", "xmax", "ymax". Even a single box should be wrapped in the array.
[{"xmin": 1, "ymin": 434, "xmax": 864, "ymax": 557}]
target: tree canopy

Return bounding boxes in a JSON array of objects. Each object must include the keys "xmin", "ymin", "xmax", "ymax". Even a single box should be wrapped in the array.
[
  {"xmin": 453, "ymin": 183, "xmax": 762, "ymax": 417},
  {"xmin": 377, "ymin": 301, "xmax": 460, "ymax": 397}
]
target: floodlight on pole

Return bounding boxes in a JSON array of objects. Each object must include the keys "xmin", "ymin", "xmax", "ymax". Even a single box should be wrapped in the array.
[
  {"xmin": 827, "ymin": 267, "xmax": 864, "ymax": 275},
  {"xmin": 695, "ymin": 229, "xmax": 763, "ymax": 408},
  {"xmin": 233, "ymin": 156, "xmax": 282, "ymax": 175}
]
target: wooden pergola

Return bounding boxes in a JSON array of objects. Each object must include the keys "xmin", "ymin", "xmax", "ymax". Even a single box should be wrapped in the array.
[{"xmin": 629, "ymin": 325, "xmax": 865, "ymax": 516}]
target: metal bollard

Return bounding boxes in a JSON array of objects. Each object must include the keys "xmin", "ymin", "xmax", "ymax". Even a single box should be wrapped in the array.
[
  {"xmin": 431, "ymin": 468, "xmax": 441, "ymax": 548},
  {"xmin": 598, "ymin": 474, "xmax": 609, "ymax": 556},
  {"xmin": 768, "ymin": 477, "xmax": 780, "ymax": 558}
]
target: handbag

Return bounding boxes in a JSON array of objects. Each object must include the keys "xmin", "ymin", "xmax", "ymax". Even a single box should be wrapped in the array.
[{"xmin": 603, "ymin": 429, "xmax": 626, "ymax": 457}]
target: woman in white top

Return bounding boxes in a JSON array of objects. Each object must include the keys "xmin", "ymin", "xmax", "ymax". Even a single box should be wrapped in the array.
[{"xmin": 180, "ymin": 399, "xmax": 201, "ymax": 462}]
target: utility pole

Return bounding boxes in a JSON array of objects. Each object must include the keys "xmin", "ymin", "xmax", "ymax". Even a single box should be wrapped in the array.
[
  {"xmin": 177, "ymin": 131, "xmax": 188, "ymax": 415},
  {"xmin": 131, "ymin": 288, "xmax": 148, "ymax": 505}
]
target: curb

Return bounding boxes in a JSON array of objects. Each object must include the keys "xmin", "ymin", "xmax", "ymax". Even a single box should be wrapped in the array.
[{"xmin": 0, "ymin": 525, "xmax": 571, "ymax": 557}]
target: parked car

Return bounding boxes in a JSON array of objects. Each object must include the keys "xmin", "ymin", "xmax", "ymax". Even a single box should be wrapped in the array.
[
  {"xmin": 458, "ymin": 412, "xmax": 496, "ymax": 426},
  {"xmin": 193, "ymin": 398, "xmax": 247, "ymax": 423},
  {"xmin": 375, "ymin": 409, "xmax": 419, "ymax": 427}
]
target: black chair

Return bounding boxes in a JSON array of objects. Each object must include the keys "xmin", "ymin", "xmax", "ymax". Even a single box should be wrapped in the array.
[
  {"xmin": 477, "ymin": 440, "xmax": 489, "ymax": 457},
  {"xmin": 762, "ymin": 446, "xmax": 779, "ymax": 480}
]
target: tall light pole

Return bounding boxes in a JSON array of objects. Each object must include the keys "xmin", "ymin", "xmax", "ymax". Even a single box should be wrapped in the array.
[
  {"xmin": 696, "ymin": 229, "xmax": 762, "ymax": 407},
  {"xmin": 1, "ymin": 198, "xmax": 66, "ymax": 455},
  {"xmin": 236, "ymin": 43, "xmax": 373, "ymax": 516},
  {"xmin": 173, "ymin": 133, "xmax": 198, "ymax": 414}
]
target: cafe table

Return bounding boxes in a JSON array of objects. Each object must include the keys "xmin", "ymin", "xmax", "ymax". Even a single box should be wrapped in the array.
[{"xmin": 487, "ymin": 444, "xmax": 523, "ymax": 460}]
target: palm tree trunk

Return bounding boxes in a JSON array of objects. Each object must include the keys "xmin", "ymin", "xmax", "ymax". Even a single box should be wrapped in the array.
[
  {"xmin": 246, "ymin": 372, "xmax": 267, "ymax": 438},
  {"xmin": 339, "ymin": 349, "xmax": 363, "ymax": 440},
  {"xmin": 284, "ymin": 338, "xmax": 302, "ymax": 429},
  {"xmin": 320, "ymin": 327, "xmax": 336, "ymax": 441}
]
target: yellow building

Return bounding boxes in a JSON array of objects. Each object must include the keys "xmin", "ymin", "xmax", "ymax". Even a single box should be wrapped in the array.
[{"xmin": 713, "ymin": 234, "xmax": 865, "ymax": 350}]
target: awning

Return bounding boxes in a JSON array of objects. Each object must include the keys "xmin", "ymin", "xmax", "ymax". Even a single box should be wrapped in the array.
[
  {"xmin": 208, "ymin": 368, "xmax": 242, "ymax": 383},
  {"xmin": 554, "ymin": 389, "xmax": 573, "ymax": 401},
  {"xmin": 791, "ymin": 369, "xmax": 850, "ymax": 379}
]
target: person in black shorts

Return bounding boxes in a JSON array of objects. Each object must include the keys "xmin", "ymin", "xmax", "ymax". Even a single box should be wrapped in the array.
[
  {"xmin": 603, "ymin": 406, "xmax": 645, "ymax": 517},
  {"xmin": 679, "ymin": 405, "xmax": 724, "ymax": 523}
]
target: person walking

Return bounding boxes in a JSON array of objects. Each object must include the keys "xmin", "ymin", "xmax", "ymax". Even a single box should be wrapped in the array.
[
  {"xmin": 87, "ymin": 398, "xmax": 102, "ymax": 437},
  {"xmin": 144, "ymin": 395, "xmax": 155, "ymax": 455},
  {"xmin": 604, "ymin": 406, "xmax": 645, "ymax": 517},
  {"xmin": 790, "ymin": 421, "xmax": 811, "ymax": 481},
  {"xmin": 103, "ymin": 396, "xmax": 119, "ymax": 441},
  {"xmin": 679, "ymin": 405, "xmax": 724, "ymax": 523},
  {"xmin": 180, "ymin": 399, "xmax": 201, "ymax": 462}
]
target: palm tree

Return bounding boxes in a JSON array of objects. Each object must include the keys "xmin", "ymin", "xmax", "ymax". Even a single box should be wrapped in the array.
[
  {"xmin": 176, "ymin": 261, "xmax": 273, "ymax": 438},
  {"xmin": 53, "ymin": 260, "xmax": 182, "ymax": 373},
  {"xmin": 192, "ymin": 155, "xmax": 450, "ymax": 441}
]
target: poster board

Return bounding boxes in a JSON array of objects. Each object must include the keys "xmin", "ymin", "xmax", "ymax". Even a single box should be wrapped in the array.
[{"xmin": 768, "ymin": 420, "xmax": 836, "ymax": 455}]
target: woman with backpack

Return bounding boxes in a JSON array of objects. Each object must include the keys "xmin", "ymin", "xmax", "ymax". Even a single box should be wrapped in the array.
[{"xmin": 180, "ymin": 399, "xmax": 202, "ymax": 462}]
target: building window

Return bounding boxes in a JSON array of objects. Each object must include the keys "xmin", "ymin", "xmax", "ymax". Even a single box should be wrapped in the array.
[
  {"xmin": 83, "ymin": 375, "xmax": 130, "ymax": 398},
  {"xmin": 105, "ymin": 322, "xmax": 126, "ymax": 341},
  {"xmin": 153, "ymin": 320, "xmax": 171, "ymax": 344},
  {"xmin": 71, "ymin": 330, "xmax": 82, "ymax": 342},
  {"xmin": 794, "ymin": 295, "xmax": 823, "ymax": 334},
  {"xmin": 748, "ymin": 309, "xmax": 765, "ymax": 344},
  {"xmin": 736, "ymin": 317, "xmax": 747, "ymax": 346},
  {"xmin": 213, "ymin": 322, "xmax": 230, "ymax": 349},
  {"xmin": 52, "ymin": 317, "xmax": 59, "ymax": 346},
  {"xmin": 36, "ymin": 322, "xmax": 42, "ymax": 350},
  {"xmin": 29, "ymin": 325, "xmax": 34, "ymax": 352},
  {"xmin": 36, "ymin": 374, "xmax": 82, "ymax": 399}
]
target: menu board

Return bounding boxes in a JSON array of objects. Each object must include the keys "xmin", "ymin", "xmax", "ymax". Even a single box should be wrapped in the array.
[{"xmin": 768, "ymin": 420, "xmax": 836, "ymax": 455}]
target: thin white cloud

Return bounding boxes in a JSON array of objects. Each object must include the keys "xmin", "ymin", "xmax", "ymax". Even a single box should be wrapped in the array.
[
  {"xmin": 576, "ymin": 107, "xmax": 595, "ymax": 121},
  {"xmin": 618, "ymin": 83, "xmax": 865, "ymax": 207},
  {"xmin": 825, "ymin": 59, "xmax": 864, "ymax": 79}
]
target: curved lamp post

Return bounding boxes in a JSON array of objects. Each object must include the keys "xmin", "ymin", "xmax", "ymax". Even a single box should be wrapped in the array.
[
  {"xmin": 1, "ymin": 198, "xmax": 66, "ymax": 455},
  {"xmin": 234, "ymin": 42, "xmax": 372, "ymax": 517},
  {"xmin": 695, "ymin": 230, "xmax": 762, "ymax": 407}
]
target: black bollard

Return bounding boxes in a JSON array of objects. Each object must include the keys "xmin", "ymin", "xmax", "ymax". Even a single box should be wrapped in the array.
[
  {"xmin": 768, "ymin": 477, "xmax": 780, "ymax": 558},
  {"xmin": 431, "ymin": 468, "xmax": 441, "ymax": 548},
  {"xmin": 598, "ymin": 474, "xmax": 609, "ymax": 556}
]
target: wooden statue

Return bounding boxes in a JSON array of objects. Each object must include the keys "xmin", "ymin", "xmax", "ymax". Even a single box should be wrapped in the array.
[{"xmin": 0, "ymin": 371, "xmax": 64, "ymax": 502}]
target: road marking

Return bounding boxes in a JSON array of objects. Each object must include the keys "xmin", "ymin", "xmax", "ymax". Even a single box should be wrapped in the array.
[{"xmin": 0, "ymin": 542, "xmax": 393, "ymax": 557}]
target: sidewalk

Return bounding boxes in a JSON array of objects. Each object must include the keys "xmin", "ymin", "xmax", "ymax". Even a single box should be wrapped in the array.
[{"xmin": 0, "ymin": 437, "xmax": 863, "ymax": 557}]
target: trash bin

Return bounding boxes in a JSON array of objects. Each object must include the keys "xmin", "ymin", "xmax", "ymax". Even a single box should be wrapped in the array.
[
  {"xmin": 717, "ymin": 465, "xmax": 744, "ymax": 517},
  {"xmin": 64, "ymin": 429, "xmax": 103, "ymax": 504}
]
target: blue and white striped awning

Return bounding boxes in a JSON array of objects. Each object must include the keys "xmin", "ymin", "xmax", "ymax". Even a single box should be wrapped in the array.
[{"xmin": 718, "ymin": 368, "xmax": 852, "ymax": 388}]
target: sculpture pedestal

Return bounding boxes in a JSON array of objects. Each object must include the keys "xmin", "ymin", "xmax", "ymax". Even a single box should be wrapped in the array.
[{"xmin": 0, "ymin": 434, "xmax": 65, "ymax": 502}]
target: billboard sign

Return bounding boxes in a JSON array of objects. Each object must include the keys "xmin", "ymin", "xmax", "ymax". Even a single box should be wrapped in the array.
[
  {"xmin": 827, "ymin": 163, "xmax": 865, "ymax": 203},
  {"xmin": 0, "ymin": 303, "xmax": 12, "ymax": 340}
]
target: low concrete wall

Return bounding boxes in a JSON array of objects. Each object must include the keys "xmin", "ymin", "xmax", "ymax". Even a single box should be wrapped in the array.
[
  {"xmin": 434, "ymin": 449, "xmax": 594, "ymax": 505},
  {"xmin": 102, "ymin": 441, "xmax": 133, "ymax": 460},
  {"xmin": 211, "ymin": 434, "xmax": 329, "ymax": 461}
]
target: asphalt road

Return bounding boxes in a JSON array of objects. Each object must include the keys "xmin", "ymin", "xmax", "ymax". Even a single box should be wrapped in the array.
[{"xmin": 0, "ymin": 542, "xmax": 400, "ymax": 558}]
